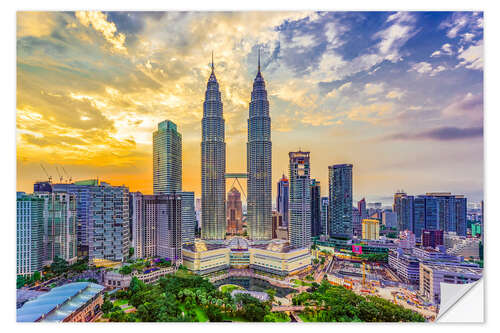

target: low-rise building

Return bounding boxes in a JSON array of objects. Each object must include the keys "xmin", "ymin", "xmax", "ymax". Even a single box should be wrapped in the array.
[
  {"xmin": 444, "ymin": 232, "xmax": 480, "ymax": 259},
  {"xmin": 249, "ymin": 241, "xmax": 311, "ymax": 276},
  {"xmin": 182, "ymin": 238, "xmax": 311, "ymax": 277},
  {"xmin": 17, "ymin": 282, "xmax": 104, "ymax": 322},
  {"xmin": 419, "ymin": 263, "xmax": 482, "ymax": 304},
  {"xmin": 103, "ymin": 266, "xmax": 176, "ymax": 288},
  {"xmin": 182, "ymin": 240, "xmax": 231, "ymax": 275},
  {"xmin": 388, "ymin": 248, "xmax": 420, "ymax": 284}
]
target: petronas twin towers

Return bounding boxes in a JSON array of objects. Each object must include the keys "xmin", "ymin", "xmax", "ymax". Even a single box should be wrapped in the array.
[{"xmin": 201, "ymin": 52, "xmax": 272, "ymax": 241}]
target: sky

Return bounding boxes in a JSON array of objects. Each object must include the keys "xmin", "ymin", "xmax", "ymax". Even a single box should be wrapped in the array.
[{"xmin": 16, "ymin": 11, "xmax": 483, "ymax": 205}]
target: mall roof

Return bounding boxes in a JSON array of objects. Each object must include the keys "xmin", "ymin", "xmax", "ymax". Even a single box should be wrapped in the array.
[{"xmin": 16, "ymin": 282, "xmax": 104, "ymax": 322}]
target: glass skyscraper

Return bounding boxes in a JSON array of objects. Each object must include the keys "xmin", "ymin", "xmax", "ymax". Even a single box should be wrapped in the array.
[
  {"xmin": 201, "ymin": 56, "xmax": 226, "ymax": 240},
  {"xmin": 34, "ymin": 192, "xmax": 77, "ymax": 265},
  {"xmin": 53, "ymin": 181, "xmax": 130, "ymax": 262},
  {"xmin": 310, "ymin": 179, "xmax": 322, "ymax": 237},
  {"xmin": 180, "ymin": 191, "xmax": 196, "ymax": 245},
  {"xmin": 17, "ymin": 192, "xmax": 44, "ymax": 277},
  {"xmin": 394, "ymin": 191, "xmax": 414, "ymax": 232},
  {"xmin": 393, "ymin": 191, "xmax": 467, "ymax": 239},
  {"xmin": 247, "ymin": 52, "xmax": 272, "ymax": 240},
  {"xmin": 320, "ymin": 196, "xmax": 329, "ymax": 236},
  {"xmin": 153, "ymin": 120, "xmax": 182, "ymax": 195},
  {"xmin": 288, "ymin": 151, "xmax": 311, "ymax": 249},
  {"xmin": 328, "ymin": 164, "xmax": 353, "ymax": 239},
  {"xmin": 276, "ymin": 174, "xmax": 289, "ymax": 228}
]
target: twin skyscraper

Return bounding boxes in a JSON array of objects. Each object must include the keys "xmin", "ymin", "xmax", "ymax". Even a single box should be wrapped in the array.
[{"xmin": 201, "ymin": 51, "xmax": 272, "ymax": 241}]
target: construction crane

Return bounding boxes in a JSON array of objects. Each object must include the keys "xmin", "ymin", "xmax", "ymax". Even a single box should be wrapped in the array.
[
  {"xmin": 55, "ymin": 166, "xmax": 63, "ymax": 183},
  {"xmin": 61, "ymin": 166, "xmax": 72, "ymax": 183},
  {"xmin": 362, "ymin": 262, "xmax": 366, "ymax": 287},
  {"xmin": 40, "ymin": 164, "xmax": 52, "ymax": 183}
]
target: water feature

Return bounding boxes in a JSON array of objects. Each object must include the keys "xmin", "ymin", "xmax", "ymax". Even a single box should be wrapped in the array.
[{"xmin": 213, "ymin": 276, "xmax": 295, "ymax": 297}]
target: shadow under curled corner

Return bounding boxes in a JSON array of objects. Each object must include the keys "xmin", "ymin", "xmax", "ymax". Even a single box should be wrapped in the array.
[{"xmin": 436, "ymin": 278, "xmax": 484, "ymax": 323}]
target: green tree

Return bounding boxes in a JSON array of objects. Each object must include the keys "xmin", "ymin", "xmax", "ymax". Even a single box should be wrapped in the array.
[
  {"xmin": 32, "ymin": 271, "xmax": 41, "ymax": 282},
  {"xmin": 16, "ymin": 275, "xmax": 26, "ymax": 289},
  {"xmin": 129, "ymin": 247, "xmax": 134, "ymax": 258},
  {"xmin": 101, "ymin": 300, "xmax": 113, "ymax": 314},
  {"xmin": 119, "ymin": 265, "xmax": 133, "ymax": 275}
]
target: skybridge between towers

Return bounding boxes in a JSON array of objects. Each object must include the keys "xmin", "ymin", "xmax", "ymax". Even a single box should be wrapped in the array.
[{"xmin": 225, "ymin": 173, "xmax": 247, "ymax": 201}]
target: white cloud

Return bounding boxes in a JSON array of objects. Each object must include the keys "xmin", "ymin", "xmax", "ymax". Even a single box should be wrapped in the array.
[
  {"xmin": 326, "ymin": 81, "xmax": 352, "ymax": 98},
  {"xmin": 386, "ymin": 89, "xmax": 405, "ymax": 99},
  {"xmin": 456, "ymin": 39, "xmax": 483, "ymax": 70},
  {"xmin": 75, "ymin": 11, "xmax": 127, "ymax": 54},
  {"xmin": 364, "ymin": 83, "xmax": 384, "ymax": 95},
  {"xmin": 444, "ymin": 14, "xmax": 469, "ymax": 38},
  {"xmin": 430, "ymin": 43, "xmax": 453, "ymax": 57},
  {"xmin": 462, "ymin": 33, "xmax": 475, "ymax": 43},
  {"xmin": 410, "ymin": 62, "xmax": 446, "ymax": 76}
]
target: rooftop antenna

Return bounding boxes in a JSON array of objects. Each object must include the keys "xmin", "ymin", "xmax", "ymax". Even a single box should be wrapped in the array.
[
  {"xmin": 258, "ymin": 47, "xmax": 261, "ymax": 73},
  {"xmin": 211, "ymin": 51, "xmax": 214, "ymax": 73}
]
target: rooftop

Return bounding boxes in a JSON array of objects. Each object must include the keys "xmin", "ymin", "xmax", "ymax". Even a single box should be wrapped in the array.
[
  {"xmin": 422, "ymin": 263, "xmax": 483, "ymax": 275},
  {"xmin": 17, "ymin": 282, "xmax": 104, "ymax": 322}
]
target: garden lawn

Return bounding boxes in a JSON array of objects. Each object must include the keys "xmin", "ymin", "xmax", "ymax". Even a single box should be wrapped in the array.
[
  {"xmin": 298, "ymin": 313, "xmax": 312, "ymax": 322},
  {"xmin": 219, "ymin": 284, "xmax": 244, "ymax": 293},
  {"xmin": 113, "ymin": 299, "xmax": 129, "ymax": 307},
  {"xmin": 179, "ymin": 304, "xmax": 208, "ymax": 322}
]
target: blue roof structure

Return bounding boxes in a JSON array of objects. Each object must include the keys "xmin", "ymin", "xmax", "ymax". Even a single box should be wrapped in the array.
[{"xmin": 17, "ymin": 282, "xmax": 104, "ymax": 322}]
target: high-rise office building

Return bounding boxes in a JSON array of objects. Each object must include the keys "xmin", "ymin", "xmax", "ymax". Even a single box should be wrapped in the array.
[
  {"xmin": 328, "ymin": 164, "xmax": 353, "ymax": 239},
  {"xmin": 272, "ymin": 211, "xmax": 288, "ymax": 240},
  {"xmin": 393, "ymin": 191, "xmax": 467, "ymax": 239},
  {"xmin": 34, "ymin": 181, "xmax": 52, "ymax": 193},
  {"xmin": 352, "ymin": 207, "xmax": 362, "ymax": 237},
  {"xmin": 310, "ymin": 179, "xmax": 322, "ymax": 237},
  {"xmin": 382, "ymin": 210, "xmax": 397, "ymax": 229},
  {"xmin": 288, "ymin": 151, "xmax": 311, "ymax": 249},
  {"xmin": 320, "ymin": 196, "xmax": 329, "ymax": 236},
  {"xmin": 54, "ymin": 181, "xmax": 130, "ymax": 262},
  {"xmin": 156, "ymin": 194, "xmax": 183, "ymax": 262},
  {"xmin": 394, "ymin": 191, "xmax": 414, "ymax": 232},
  {"xmin": 226, "ymin": 187, "xmax": 243, "ymax": 235},
  {"xmin": 362, "ymin": 218, "xmax": 380, "ymax": 240},
  {"xmin": 414, "ymin": 195, "xmax": 438, "ymax": 238},
  {"xmin": 17, "ymin": 193, "xmax": 44, "ymax": 277},
  {"xmin": 358, "ymin": 198, "xmax": 367, "ymax": 219},
  {"xmin": 180, "ymin": 192, "xmax": 196, "ymax": 245},
  {"xmin": 153, "ymin": 120, "xmax": 182, "ymax": 195},
  {"xmin": 276, "ymin": 174, "xmax": 289, "ymax": 227},
  {"xmin": 422, "ymin": 229, "xmax": 444, "ymax": 248},
  {"xmin": 130, "ymin": 192, "xmax": 182, "ymax": 262},
  {"xmin": 247, "ymin": 52, "xmax": 272, "ymax": 241},
  {"xmin": 53, "ymin": 180, "xmax": 97, "ymax": 257},
  {"xmin": 201, "ymin": 55, "xmax": 226, "ymax": 240},
  {"xmin": 130, "ymin": 192, "xmax": 147, "ymax": 259},
  {"xmin": 34, "ymin": 192, "xmax": 77, "ymax": 265}
]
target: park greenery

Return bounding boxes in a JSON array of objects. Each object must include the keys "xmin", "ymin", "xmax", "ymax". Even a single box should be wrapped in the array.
[
  {"xmin": 17, "ymin": 257, "xmax": 90, "ymax": 288},
  {"xmin": 101, "ymin": 272, "xmax": 288, "ymax": 322},
  {"xmin": 16, "ymin": 271, "xmax": 41, "ymax": 288},
  {"xmin": 292, "ymin": 281, "xmax": 425, "ymax": 322},
  {"xmin": 360, "ymin": 253, "xmax": 388, "ymax": 262}
]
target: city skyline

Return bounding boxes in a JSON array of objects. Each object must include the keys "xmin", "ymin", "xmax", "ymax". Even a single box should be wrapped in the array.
[{"xmin": 17, "ymin": 11, "xmax": 483, "ymax": 204}]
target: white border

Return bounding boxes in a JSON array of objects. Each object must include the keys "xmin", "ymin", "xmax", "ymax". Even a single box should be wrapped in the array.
[{"xmin": 2, "ymin": 1, "xmax": 498, "ymax": 332}]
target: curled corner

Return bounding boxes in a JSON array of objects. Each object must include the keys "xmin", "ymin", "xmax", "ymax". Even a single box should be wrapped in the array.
[{"xmin": 437, "ymin": 278, "xmax": 484, "ymax": 323}]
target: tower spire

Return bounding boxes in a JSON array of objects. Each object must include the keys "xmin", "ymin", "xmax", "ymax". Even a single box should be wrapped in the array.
[
  {"xmin": 258, "ymin": 48, "xmax": 261, "ymax": 73},
  {"xmin": 211, "ymin": 51, "xmax": 214, "ymax": 73}
]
